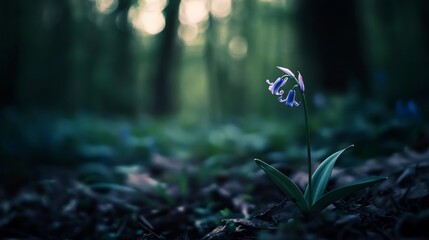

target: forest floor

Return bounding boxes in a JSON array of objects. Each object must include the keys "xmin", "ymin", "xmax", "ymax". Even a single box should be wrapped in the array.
[
  {"xmin": 0, "ymin": 110, "xmax": 428, "ymax": 239},
  {"xmin": 1, "ymin": 145, "xmax": 429, "ymax": 239}
]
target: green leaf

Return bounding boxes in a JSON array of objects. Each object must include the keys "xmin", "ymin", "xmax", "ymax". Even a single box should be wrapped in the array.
[
  {"xmin": 304, "ymin": 145, "xmax": 354, "ymax": 206},
  {"xmin": 254, "ymin": 159, "xmax": 308, "ymax": 212},
  {"xmin": 311, "ymin": 176, "xmax": 388, "ymax": 212},
  {"xmin": 88, "ymin": 183, "xmax": 137, "ymax": 193}
]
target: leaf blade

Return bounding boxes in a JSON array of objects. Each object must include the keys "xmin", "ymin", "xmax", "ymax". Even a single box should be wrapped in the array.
[
  {"xmin": 304, "ymin": 145, "xmax": 354, "ymax": 205},
  {"xmin": 255, "ymin": 159, "xmax": 308, "ymax": 212},
  {"xmin": 311, "ymin": 176, "xmax": 388, "ymax": 212}
]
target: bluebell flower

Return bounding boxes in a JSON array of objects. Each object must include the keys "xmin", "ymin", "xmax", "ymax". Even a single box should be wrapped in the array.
[
  {"xmin": 266, "ymin": 76, "xmax": 287, "ymax": 95},
  {"xmin": 395, "ymin": 99, "xmax": 420, "ymax": 120},
  {"xmin": 277, "ymin": 66, "xmax": 305, "ymax": 93},
  {"xmin": 297, "ymin": 71, "xmax": 305, "ymax": 92},
  {"xmin": 277, "ymin": 66, "xmax": 295, "ymax": 78},
  {"xmin": 279, "ymin": 89, "xmax": 300, "ymax": 107},
  {"xmin": 266, "ymin": 66, "xmax": 305, "ymax": 107}
]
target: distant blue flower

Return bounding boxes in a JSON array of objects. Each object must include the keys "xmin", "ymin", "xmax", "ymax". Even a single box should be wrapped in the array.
[
  {"xmin": 395, "ymin": 99, "xmax": 420, "ymax": 120},
  {"xmin": 279, "ymin": 89, "xmax": 300, "ymax": 107},
  {"xmin": 266, "ymin": 76, "xmax": 287, "ymax": 95}
]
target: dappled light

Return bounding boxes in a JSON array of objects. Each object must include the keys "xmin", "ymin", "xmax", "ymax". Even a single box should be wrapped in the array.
[
  {"xmin": 143, "ymin": 0, "xmax": 167, "ymax": 11},
  {"xmin": 130, "ymin": 10, "xmax": 165, "ymax": 35},
  {"xmin": 228, "ymin": 35, "xmax": 248, "ymax": 59},
  {"xmin": 128, "ymin": 0, "xmax": 166, "ymax": 35},
  {"xmin": 178, "ymin": 24, "xmax": 200, "ymax": 45},
  {"xmin": 95, "ymin": 0, "xmax": 118, "ymax": 14},
  {"xmin": 179, "ymin": 0, "xmax": 209, "ymax": 25},
  {"xmin": 210, "ymin": 0, "xmax": 232, "ymax": 19},
  {"xmin": 177, "ymin": 0, "xmax": 212, "ymax": 46}
]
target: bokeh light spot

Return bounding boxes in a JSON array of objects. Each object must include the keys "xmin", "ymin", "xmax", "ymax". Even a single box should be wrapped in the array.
[
  {"xmin": 228, "ymin": 36, "xmax": 248, "ymax": 59},
  {"xmin": 210, "ymin": 0, "xmax": 232, "ymax": 19},
  {"xmin": 179, "ymin": 0, "xmax": 209, "ymax": 25},
  {"xmin": 178, "ymin": 24, "xmax": 200, "ymax": 45},
  {"xmin": 95, "ymin": 0, "xmax": 118, "ymax": 14},
  {"xmin": 144, "ymin": 0, "xmax": 168, "ymax": 12},
  {"xmin": 128, "ymin": 0, "xmax": 167, "ymax": 36}
]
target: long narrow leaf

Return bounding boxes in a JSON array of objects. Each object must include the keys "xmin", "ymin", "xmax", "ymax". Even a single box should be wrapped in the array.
[
  {"xmin": 255, "ymin": 159, "xmax": 308, "ymax": 212},
  {"xmin": 304, "ymin": 145, "xmax": 354, "ymax": 205},
  {"xmin": 311, "ymin": 176, "xmax": 388, "ymax": 212},
  {"xmin": 88, "ymin": 183, "xmax": 138, "ymax": 193}
]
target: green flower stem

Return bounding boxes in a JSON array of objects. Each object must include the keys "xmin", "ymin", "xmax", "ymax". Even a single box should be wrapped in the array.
[{"xmin": 301, "ymin": 92, "xmax": 312, "ymax": 206}]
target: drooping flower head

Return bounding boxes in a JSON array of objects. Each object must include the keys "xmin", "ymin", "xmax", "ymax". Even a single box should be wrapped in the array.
[
  {"xmin": 277, "ymin": 66, "xmax": 305, "ymax": 93},
  {"xmin": 266, "ymin": 76, "xmax": 287, "ymax": 96},
  {"xmin": 266, "ymin": 66, "xmax": 305, "ymax": 107},
  {"xmin": 279, "ymin": 89, "xmax": 300, "ymax": 107}
]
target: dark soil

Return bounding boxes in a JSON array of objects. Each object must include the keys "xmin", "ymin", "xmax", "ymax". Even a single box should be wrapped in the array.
[{"xmin": 1, "ymin": 147, "xmax": 429, "ymax": 240}]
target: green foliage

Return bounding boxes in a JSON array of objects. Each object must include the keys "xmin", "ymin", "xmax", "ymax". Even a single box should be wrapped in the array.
[
  {"xmin": 254, "ymin": 159, "xmax": 308, "ymax": 212},
  {"xmin": 310, "ymin": 176, "xmax": 387, "ymax": 212},
  {"xmin": 87, "ymin": 183, "xmax": 137, "ymax": 193},
  {"xmin": 304, "ymin": 145, "xmax": 355, "ymax": 205},
  {"xmin": 220, "ymin": 208, "xmax": 232, "ymax": 217},
  {"xmin": 255, "ymin": 146, "xmax": 387, "ymax": 214}
]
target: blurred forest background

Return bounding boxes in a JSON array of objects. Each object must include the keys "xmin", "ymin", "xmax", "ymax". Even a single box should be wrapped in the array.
[{"xmin": 1, "ymin": 0, "xmax": 428, "ymax": 186}]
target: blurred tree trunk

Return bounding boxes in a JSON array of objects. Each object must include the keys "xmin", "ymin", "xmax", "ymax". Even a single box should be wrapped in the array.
[
  {"xmin": 12, "ymin": 0, "xmax": 72, "ymax": 110},
  {"xmin": 237, "ymin": 0, "xmax": 256, "ymax": 116},
  {"xmin": 0, "ymin": 0, "xmax": 20, "ymax": 108},
  {"xmin": 112, "ymin": 0, "xmax": 134, "ymax": 114},
  {"xmin": 297, "ymin": 0, "xmax": 368, "ymax": 92},
  {"xmin": 205, "ymin": 0, "xmax": 256, "ymax": 120},
  {"xmin": 356, "ymin": 0, "xmax": 429, "ymax": 102},
  {"xmin": 47, "ymin": 0, "xmax": 72, "ymax": 110},
  {"xmin": 205, "ymin": 15, "xmax": 222, "ymax": 122},
  {"xmin": 70, "ymin": 0, "xmax": 102, "ymax": 113},
  {"xmin": 152, "ymin": 0, "xmax": 181, "ymax": 116}
]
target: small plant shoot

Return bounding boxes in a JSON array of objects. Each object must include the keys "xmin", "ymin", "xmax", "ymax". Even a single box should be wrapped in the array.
[{"xmin": 256, "ymin": 66, "xmax": 388, "ymax": 214}]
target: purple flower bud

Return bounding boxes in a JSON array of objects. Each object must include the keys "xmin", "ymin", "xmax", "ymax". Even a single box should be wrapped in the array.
[
  {"xmin": 297, "ymin": 71, "xmax": 305, "ymax": 92},
  {"xmin": 279, "ymin": 89, "xmax": 300, "ymax": 107},
  {"xmin": 266, "ymin": 76, "xmax": 287, "ymax": 95},
  {"xmin": 277, "ymin": 66, "xmax": 295, "ymax": 78}
]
